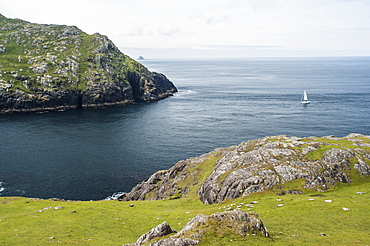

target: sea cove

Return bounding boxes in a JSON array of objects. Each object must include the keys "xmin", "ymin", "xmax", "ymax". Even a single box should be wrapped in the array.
[{"xmin": 1, "ymin": 57, "xmax": 370, "ymax": 200}]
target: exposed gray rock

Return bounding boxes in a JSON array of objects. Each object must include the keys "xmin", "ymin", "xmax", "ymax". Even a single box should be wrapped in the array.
[
  {"xmin": 30, "ymin": 63, "xmax": 48, "ymax": 73},
  {"xmin": 134, "ymin": 221, "xmax": 176, "ymax": 245},
  {"xmin": 119, "ymin": 134, "xmax": 370, "ymax": 205},
  {"xmin": 125, "ymin": 209, "xmax": 267, "ymax": 245},
  {"xmin": 286, "ymin": 190, "xmax": 303, "ymax": 195},
  {"xmin": 127, "ymin": 71, "xmax": 177, "ymax": 103},
  {"xmin": 198, "ymin": 135, "xmax": 370, "ymax": 204},
  {"xmin": 173, "ymin": 214, "xmax": 208, "ymax": 239},
  {"xmin": 346, "ymin": 133, "xmax": 365, "ymax": 138},
  {"xmin": 354, "ymin": 157, "xmax": 370, "ymax": 176},
  {"xmin": 118, "ymin": 150, "xmax": 230, "ymax": 201},
  {"xmin": 57, "ymin": 27, "xmax": 80, "ymax": 39},
  {"xmin": 148, "ymin": 238, "xmax": 199, "ymax": 246},
  {"xmin": 174, "ymin": 209, "xmax": 268, "ymax": 239}
]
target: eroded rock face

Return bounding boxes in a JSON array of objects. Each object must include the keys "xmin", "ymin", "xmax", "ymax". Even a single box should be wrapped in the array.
[
  {"xmin": 118, "ymin": 150, "xmax": 231, "ymax": 201},
  {"xmin": 0, "ymin": 15, "xmax": 177, "ymax": 114},
  {"xmin": 199, "ymin": 135, "xmax": 370, "ymax": 204},
  {"xmin": 118, "ymin": 134, "xmax": 370, "ymax": 205},
  {"xmin": 0, "ymin": 88, "xmax": 81, "ymax": 113}
]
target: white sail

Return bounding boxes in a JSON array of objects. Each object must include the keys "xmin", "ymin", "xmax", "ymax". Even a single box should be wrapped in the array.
[
  {"xmin": 303, "ymin": 90, "xmax": 308, "ymax": 101},
  {"xmin": 301, "ymin": 90, "xmax": 310, "ymax": 104}
]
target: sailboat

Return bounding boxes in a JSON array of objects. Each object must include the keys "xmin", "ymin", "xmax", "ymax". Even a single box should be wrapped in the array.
[{"xmin": 301, "ymin": 90, "xmax": 310, "ymax": 104}]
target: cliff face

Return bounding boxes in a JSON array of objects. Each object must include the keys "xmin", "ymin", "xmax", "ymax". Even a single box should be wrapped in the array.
[
  {"xmin": 0, "ymin": 14, "xmax": 177, "ymax": 114},
  {"xmin": 118, "ymin": 133, "xmax": 370, "ymax": 204}
]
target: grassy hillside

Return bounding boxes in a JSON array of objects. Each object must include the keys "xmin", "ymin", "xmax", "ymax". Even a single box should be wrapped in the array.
[
  {"xmin": 0, "ymin": 182, "xmax": 369, "ymax": 245},
  {"xmin": 0, "ymin": 13, "xmax": 145, "ymax": 93},
  {"xmin": 1, "ymin": 152, "xmax": 369, "ymax": 245},
  {"xmin": 1, "ymin": 14, "xmax": 177, "ymax": 114}
]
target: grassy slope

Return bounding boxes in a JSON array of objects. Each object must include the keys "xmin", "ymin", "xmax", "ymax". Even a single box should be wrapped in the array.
[
  {"xmin": 1, "ymin": 136, "xmax": 370, "ymax": 245},
  {"xmin": 0, "ymin": 17, "xmax": 81, "ymax": 91},
  {"xmin": 1, "ymin": 182, "xmax": 369, "ymax": 245}
]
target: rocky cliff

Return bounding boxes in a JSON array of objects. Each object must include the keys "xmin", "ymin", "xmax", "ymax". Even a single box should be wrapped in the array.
[
  {"xmin": 118, "ymin": 133, "xmax": 370, "ymax": 204},
  {"xmin": 0, "ymin": 14, "xmax": 177, "ymax": 114}
]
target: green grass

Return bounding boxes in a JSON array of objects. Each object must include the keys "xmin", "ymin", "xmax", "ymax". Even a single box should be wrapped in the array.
[
  {"xmin": 1, "ymin": 137, "xmax": 369, "ymax": 245},
  {"xmin": 304, "ymin": 144, "xmax": 340, "ymax": 161},
  {"xmin": 187, "ymin": 154, "xmax": 223, "ymax": 196},
  {"xmin": 0, "ymin": 16, "xmax": 135, "ymax": 95},
  {"xmin": 0, "ymin": 13, "xmax": 161, "ymax": 108},
  {"xmin": 0, "ymin": 196, "xmax": 218, "ymax": 245},
  {"xmin": 1, "ymin": 179, "xmax": 369, "ymax": 245}
]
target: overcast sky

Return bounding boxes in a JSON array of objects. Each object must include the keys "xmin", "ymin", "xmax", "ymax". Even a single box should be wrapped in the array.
[{"xmin": 1, "ymin": 0, "xmax": 370, "ymax": 59}]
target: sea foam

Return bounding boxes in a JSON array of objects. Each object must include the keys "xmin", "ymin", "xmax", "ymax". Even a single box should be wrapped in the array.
[{"xmin": 0, "ymin": 182, "xmax": 5, "ymax": 194}]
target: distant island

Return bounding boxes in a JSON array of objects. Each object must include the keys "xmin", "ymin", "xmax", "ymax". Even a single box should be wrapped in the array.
[
  {"xmin": 0, "ymin": 14, "xmax": 177, "ymax": 114},
  {"xmin": 137, "ymin": 56, "xmax": 145, "ymax": 60}
]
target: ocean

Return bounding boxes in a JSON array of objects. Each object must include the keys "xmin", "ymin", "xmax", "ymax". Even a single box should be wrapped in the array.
[{"xmin": 1, "ymin": 57, "xmax": 369, "ymax": 200}]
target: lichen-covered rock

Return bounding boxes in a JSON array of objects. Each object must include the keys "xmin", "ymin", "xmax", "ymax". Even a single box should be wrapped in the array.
[
  {"xmin": 118, "ymin": 149, "xmax": 230, "ymax": 201},
  {"xmin": 173, "ymin": 209, "xmax": 268, "ymax": 239},
  {"xmin": 118, "ymin": 134, "xmax": 370, "ymax": 205},
  {"xmin": 134, "ymin": 221, "xmax": 176, "ymax": 245},
  {"xmin": 0, "ymin": 14, "xmax": 177, "ymax": 114},
  {"xmin": 125, "ymin": 238, "xmax": 199, "ymax": 246},
  {"xmin": 148, "ymin": 238, "xmax": 199, "ymax": 246},
  {"xmin": 126, "ymin": 209, "xmax": 267, "ymax": 245},
  {"xmin": 198, "ymin": 134, "xmax": 370, "ymax": 204}
]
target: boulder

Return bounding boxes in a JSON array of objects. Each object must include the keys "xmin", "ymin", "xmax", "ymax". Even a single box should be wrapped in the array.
[
  {"xmin": 125, "ymin": 209, "xmax": 267, "ymax": 245},
  {"xmin": 148, "ymin": 238, "xmax": 199, "ymax": 246},
  {"xmin": 134, "ymin": 221, "xmax": 176, "ymax": 245},
  {"xmin": 173, "ymin": 209, "xmax": 268, "ymax": 239}
]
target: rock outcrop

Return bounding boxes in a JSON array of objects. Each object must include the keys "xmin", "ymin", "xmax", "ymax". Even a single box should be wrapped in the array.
[
  {"xmin": 131, "ymin": 221, "xmax": 177, "ymax": 246},
  {"xmin": 147, "ymin": 238, "xmax": 199, "ymax": 246},
  {"xmin": 0, "ymin": 14, "xmax": 177, "ymax": 114},
  {"xmin": 118, "ymin": 134, "xmax": 370, "ymax": 205},
  {"xmin": 174, "ymin": 209, "xmax": 268, "ymax": 239},
  {"xmin": 118, "ymin": 149, "xmax": 231, "ymax": 201},
  {"xmin": 125, "ymin": 209, "xmax": 267, "ymax": 245},
  {"xmin": 198, "ymin": 134, "xmax": 370, "ymax": 204}
]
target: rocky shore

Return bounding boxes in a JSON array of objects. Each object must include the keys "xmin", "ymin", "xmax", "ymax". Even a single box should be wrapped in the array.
[
  {"xmin": 0, "ymin": 14, "xmax": 177, "ymax": 114},
  {"xmin": 118, "ymin": 133, "xmax": 370, "ymax": 204}
]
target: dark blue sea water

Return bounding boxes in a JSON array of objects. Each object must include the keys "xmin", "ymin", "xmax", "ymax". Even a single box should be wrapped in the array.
[{"xmin": 1, "ymin": 57, "xmax": 370, "ymax": 200}]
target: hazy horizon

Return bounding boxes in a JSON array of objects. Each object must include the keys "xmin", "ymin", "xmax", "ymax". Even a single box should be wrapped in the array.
[
  {"xmin": 120, "ymin": 46, "xmax": 370, "ymax": 60},
  {"xmin": 2, "ymin": 0, "xmax": 370, "ymax": 59}
]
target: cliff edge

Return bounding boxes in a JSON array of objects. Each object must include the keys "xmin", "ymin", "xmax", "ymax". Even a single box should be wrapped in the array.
[
  {"xmin": 118, "ymin": 133, "xmax": 370, "ymax": 204},
  {"xmin": 0, "ymin": 14, "xmax": 177, "ymax": 114}
]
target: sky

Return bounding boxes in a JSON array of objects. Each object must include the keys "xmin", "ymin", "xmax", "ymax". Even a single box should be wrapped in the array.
[{"xmin": 1, "ymin": 0, "xmax": 370, "ymax": 59}]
